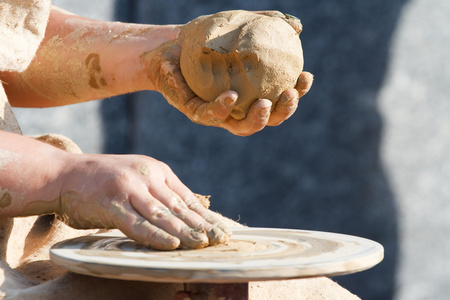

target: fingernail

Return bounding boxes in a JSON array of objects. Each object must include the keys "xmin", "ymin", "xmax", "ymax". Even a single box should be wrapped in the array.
[
  {"xmin": 222, "ymin": 95, "xmax": 237, "ymax": 107},
  {"xmin": 258, "ymin": 106, "xmax": 271, "ymax": 118},
  {"xmin": 207, "ymin": 226, "xmax": 229, "ymax": 246},
  {"xmin": 162, "ymin": 236, "xmax": 181, "ymax": 250},
  {"xmin": 188, "ymin": 228, "xmax": 209, "ymax": 248}
]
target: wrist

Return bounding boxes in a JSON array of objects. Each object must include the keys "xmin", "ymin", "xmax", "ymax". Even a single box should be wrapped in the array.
[
  {"xmin": 0, "ymin": 133, "xmax": 74, "ymax": 217},
  {"xmin": 96, "ymin": 24, "xmax": 181, "ymax": 94},
  {"xmin": 127, "ymin": 24, "xmax": 182, "ymax": 92},
  {"xmin": 24, "ymin": 152, "xmax": 74, "ymax": 217}
]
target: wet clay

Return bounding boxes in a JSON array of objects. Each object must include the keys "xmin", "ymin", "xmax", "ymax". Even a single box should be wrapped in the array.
[{"xmin": 180, "ymin": 10, "xmax": 304, "ymax": 120}]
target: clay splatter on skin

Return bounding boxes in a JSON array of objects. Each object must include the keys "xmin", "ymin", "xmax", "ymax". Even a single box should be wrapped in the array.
[
  {"xmin": 139, "ymin": 164, "xmax": 150, "ymax": 176},
  {"xmin": 0, "ymin": 149, "xmax": 20, "ymax": 169},
  {"xmin": 20, "ymin": 198, "xmax": 61, "ymax": 216},
  {"xmin": 85, "ymin": 53, "xmax": 107, "ymax": 89},
  {"xmin": 0, "ymin": 192, "xmax": 12, "ymax": 209},
  {"xmin": 109, "ymin": 27, "xmax": 155, "ymax": 42}
]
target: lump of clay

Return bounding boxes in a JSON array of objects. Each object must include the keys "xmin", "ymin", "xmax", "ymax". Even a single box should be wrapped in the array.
[{"xmin": 180, "ymin": 10, "xmax": 304, "ymax": 120}]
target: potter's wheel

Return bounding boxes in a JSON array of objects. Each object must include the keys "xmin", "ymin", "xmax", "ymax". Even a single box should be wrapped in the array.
[{"xmin": 50, "ymin": 227, "xmax": 383, "ymax": 283}]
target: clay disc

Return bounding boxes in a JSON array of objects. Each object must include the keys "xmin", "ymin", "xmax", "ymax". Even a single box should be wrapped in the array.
[{"xmin": 50, "ymin": 227, "xmax": 383, "ymax": 283}]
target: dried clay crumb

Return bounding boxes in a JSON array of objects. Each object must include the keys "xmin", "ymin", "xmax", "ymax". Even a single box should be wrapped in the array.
[{"xmin": 194, "ymin": 193, "xmax": 210, "ymax": 209}]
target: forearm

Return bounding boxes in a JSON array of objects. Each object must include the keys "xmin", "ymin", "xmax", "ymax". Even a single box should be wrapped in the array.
[
  {"xmin": 0, "ymin": 6, "xmax": 180, "ymax": 108},
  {"xmin": 0, "ymin": 131, "xmax": 67, "ymax": 216}
]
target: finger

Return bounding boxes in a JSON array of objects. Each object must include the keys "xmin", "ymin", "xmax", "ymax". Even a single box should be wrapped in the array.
[
  {"xmin": 267, "ymin": 89, "xmax": 299, "ymax": 126},
  {"xmin": 151, "ymin": 185, "xmax": 230, "ymax": 246},
  {"xmin": 185, "ymin": 91, "xmax": 238, "ymax": 125},
  {"xmin": 207, "ymin": 91, "xmax": 238, "ymax": 120},
  {"xmin": 183, "ymin": 196, "xmax": 233, "ymax": 241},
  {"xmin": 130, "ymin": 195, "xmax": 209, "ymax": 249},
  {"xmin": 267, "ymin": 72, "xmax": 313, "ymax": 126},
  {"xmin": 296, "ymin": 71, "xmax": 314, "ymax": 98},
  {"xmin": 111, "ymin": 202, "xmax": 181, "ymax": 250},
  {"xmin": 161, "ymin": 175, "xmax": 231, "ymax": 245},
  {"xmin": 221, "ymin": 99, "xmax": 272, "ymax": 136}
]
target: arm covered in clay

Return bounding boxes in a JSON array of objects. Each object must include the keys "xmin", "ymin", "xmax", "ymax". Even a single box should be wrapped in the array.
[
  {"xmin": 0, "ymin": 7, "xmax": 313, "ymax": 136},
  {"xmin": 0, "ymin": 130, "xmax": 230, "ymax": 250},
  {"xmin": 0, "ymin": 6, "xmax": 180, "ymax": 107}
]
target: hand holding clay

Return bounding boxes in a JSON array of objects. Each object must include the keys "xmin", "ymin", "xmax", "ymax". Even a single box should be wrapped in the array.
[
  {"xmin": 57, "ymin": 154, "xmax": 230, "ymax": 250},
  {"xmin": 147, "ymin": 10, "xmax": 313, "ymax": 136}
]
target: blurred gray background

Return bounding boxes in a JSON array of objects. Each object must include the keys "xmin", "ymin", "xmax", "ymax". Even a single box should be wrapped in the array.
[{"xmin": 13, "ymin": 0, "xmax": 450, "ymax": 299}]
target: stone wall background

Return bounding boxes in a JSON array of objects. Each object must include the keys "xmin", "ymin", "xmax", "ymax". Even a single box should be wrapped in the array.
[{"xmin": 13, "ymin": 1, "xmax": 450, "ymax": 299}]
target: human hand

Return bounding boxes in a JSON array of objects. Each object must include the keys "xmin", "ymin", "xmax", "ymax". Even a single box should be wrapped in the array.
[
  {"xmin": 145, "ymin": 20, "xmax": 313, "ymax": 137},
  {"xmin": 179, "ymin": 71, "xmax": 313, "ymax": 137},
  {"xmin": 57, "ymin": 154, "xmax": 230, "ymax": 250}
]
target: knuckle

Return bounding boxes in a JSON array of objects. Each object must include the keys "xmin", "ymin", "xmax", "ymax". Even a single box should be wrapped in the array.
[
  {"xmin": 114, "ymin": 170, "xmax": 134, "ymax": 188},
  {"xmin": 155, "ymin": 160, "xmax": 171, "ymax": 173},
  {"xmin": 171, "ymin": 199, "xmax": 188, "ymax": 216},
  {"xmin": 150, "ymin": 206, "xmax": 172, "ymax": 219}
]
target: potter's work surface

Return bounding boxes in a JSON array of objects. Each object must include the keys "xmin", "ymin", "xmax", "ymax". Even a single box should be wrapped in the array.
[{"xmin": 50, "ymin": 227, "xmax": 383, "ymax": 283}]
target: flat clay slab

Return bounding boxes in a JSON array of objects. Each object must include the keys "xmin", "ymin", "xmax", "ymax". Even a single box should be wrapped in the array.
[{"xmin": 50, "ymin": 227, "xmax": 383, "ymax": 283}]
